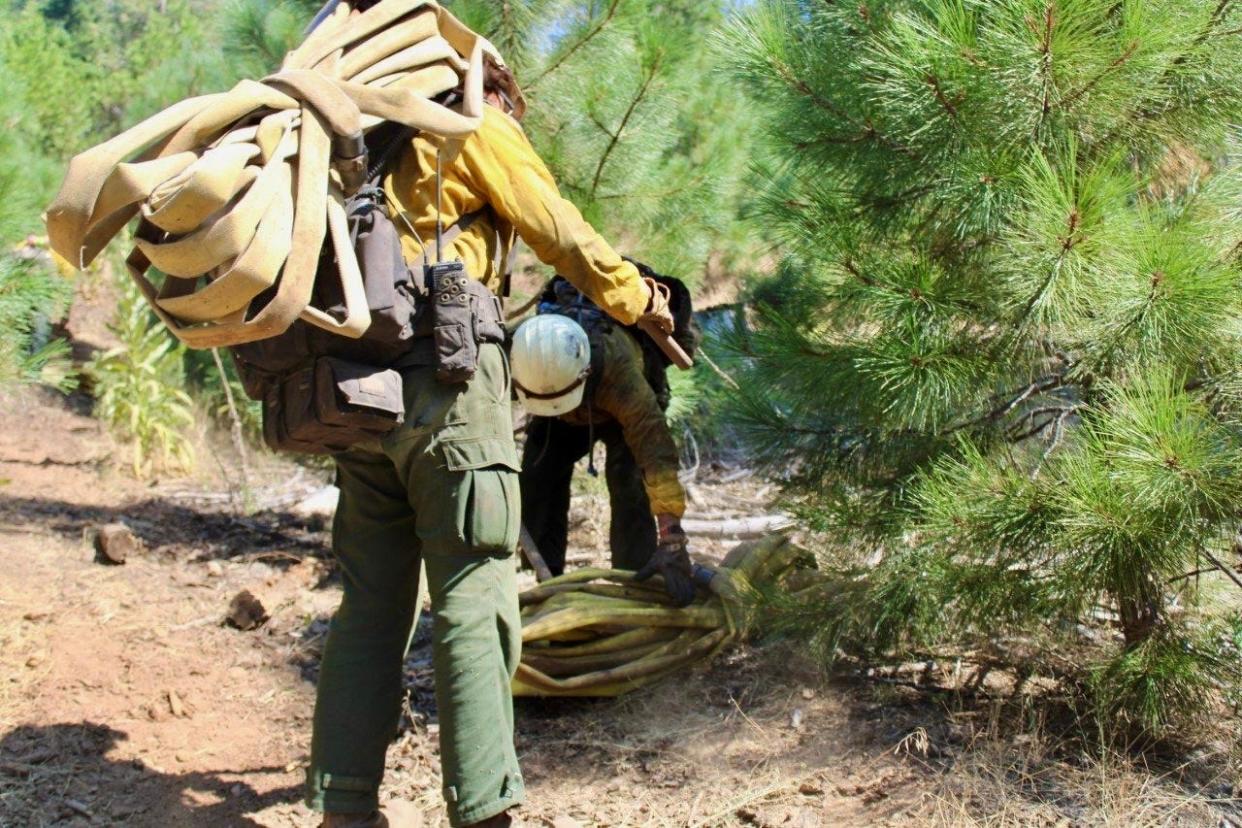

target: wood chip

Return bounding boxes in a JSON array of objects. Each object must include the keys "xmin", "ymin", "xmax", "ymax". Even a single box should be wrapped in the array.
[
  {"xmin": 95, "ymin": 523, "xmax": 140, "ymax": 565},
  {"xmin": 65, "ymin": 799, "xmax": 92, "ymax": 818},
  {"xmin": 168, "ymin": 689, "xmax": 185, "ymax": 718}
]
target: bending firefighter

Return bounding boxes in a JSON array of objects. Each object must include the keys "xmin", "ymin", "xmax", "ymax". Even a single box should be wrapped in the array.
[
  {"xmin": 307, "ymin": 19, "xmax": 676, "ymax": 828},
  {"xmin": 512, "ymin": 275, "xmax": 697, "ymax": 606}
]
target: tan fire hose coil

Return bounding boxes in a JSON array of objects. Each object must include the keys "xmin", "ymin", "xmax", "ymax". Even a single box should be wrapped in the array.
[
  {"xmin": 512, "ymin": 536, "xmax": 810, "ymax": 698},
  {"xmin": 45, "ymin": 0, "xmax": 512, "ymax": 349}
]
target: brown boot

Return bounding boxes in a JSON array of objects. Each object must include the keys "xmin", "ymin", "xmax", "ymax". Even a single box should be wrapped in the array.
[
  {"xmin": 321, "ymin": 813, "xmax": 384, "ymax": 828},
  {"xmin": 462, "ymin": 811, "xmax": 512, "ymax": 828},
  {"xmin": 321, "ymin": 803, "xmax": 421, "ymax": 828}
]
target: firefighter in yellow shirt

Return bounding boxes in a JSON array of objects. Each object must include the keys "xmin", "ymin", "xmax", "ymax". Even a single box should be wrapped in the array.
[
  {"xmin": 307, "ymin": 34, "xmax": 676, "ymax": 828},
  {"xmin": 511, "ymin": 276, "xmax": 696, "ymax": 607}
]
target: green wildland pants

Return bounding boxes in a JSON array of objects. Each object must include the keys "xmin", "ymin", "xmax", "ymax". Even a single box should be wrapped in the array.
[
  {"xmin": 521, "ymin": 417, "xmax": 656, "ymax": 576},
  {"xmin": 306, "ymin": 343, "xmax": 525, "ymax": 827}
]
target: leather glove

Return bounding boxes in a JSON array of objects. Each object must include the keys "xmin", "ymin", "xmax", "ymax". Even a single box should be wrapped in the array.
[
  {"xmin": 635, "ymin": 515, "xmax": 695, "ymax": 607},
  {"xmin": 639, "ymin": 277, "xmax": 675, "ymax": 335}
]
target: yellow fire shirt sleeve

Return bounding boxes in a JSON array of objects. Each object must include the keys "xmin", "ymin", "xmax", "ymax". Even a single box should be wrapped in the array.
[{"xmin": 458, "ymin": 107, "xmax": 648, "ymax": 325}]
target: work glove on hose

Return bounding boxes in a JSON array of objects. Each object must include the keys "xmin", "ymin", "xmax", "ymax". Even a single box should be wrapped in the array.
[
  {"xmin": 639, "ymin": 276, "xmax": 676, "ymax": 335},
  {"xmin": 635, "ymin": 514, "xmax": 695, "ymax": 607}
]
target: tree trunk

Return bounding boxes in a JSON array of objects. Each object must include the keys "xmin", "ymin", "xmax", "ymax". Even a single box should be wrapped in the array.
[{"xmin": 1118, "ymin": 586, "xmax": 1162, "ymax": 648}]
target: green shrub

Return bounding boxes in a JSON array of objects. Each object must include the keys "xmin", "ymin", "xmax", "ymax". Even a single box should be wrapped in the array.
[
  {"xmin": 87, "ymin": 281, "xmax": 195, "ymax": 476},
  {"xmin": 0, "ymin": 255, "xmax": 75, "ymax": 391}
]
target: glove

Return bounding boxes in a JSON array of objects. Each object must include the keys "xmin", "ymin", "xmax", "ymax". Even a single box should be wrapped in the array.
[
  {"xmin": 635, "ymin": 515, "xmax": 695, "ymax": 607},
  {"xmin": 639, "ymin": 277, "xmax": 675, "ymax": 335}
]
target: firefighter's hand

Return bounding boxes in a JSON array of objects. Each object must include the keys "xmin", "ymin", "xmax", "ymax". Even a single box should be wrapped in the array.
[
  {"xmin": 639, "ymin": 277, "xmax": 675, "ymax": 335},
  {"xmin": 635, "ymin": 516, "xmax": 695, "ymax": 607}
]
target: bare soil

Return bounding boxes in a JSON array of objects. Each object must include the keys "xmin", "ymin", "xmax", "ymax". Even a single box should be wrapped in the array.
[{"xmin": 1, "ymin": 388, "xmax": 1237, "ymax": 827}]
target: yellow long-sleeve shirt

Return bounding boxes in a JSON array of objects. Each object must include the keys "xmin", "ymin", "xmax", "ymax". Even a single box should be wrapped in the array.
[
  {"xmin": 384, "ymin": 105, "xmax": 648, "ymax": 325},
  {"xmin": 560, "ymin": 325, "xmax": 687, "ymax": 518}
]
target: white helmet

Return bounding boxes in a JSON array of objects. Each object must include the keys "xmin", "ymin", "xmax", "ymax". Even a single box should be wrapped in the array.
[{"xmin": 511, "ymin": 314, "xmax": 591, "ymax": 417}]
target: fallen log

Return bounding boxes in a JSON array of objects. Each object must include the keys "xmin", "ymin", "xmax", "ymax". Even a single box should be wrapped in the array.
[{"xmin": 681, "ymin": 514, "xmax": 793, "ymax": 539}]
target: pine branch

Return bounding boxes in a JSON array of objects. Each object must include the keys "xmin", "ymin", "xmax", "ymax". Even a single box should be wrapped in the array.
[
  {"xmin": 768, "ymin": 59, "xmax": 915, "ymax": 157},
  {"xmin": 525, "ymin": 0, "xmax": 621, "ymax": 91},
  {"xmin": 1058, "ymin": 40, "xmax": 1139, "ymax": 111},
  {"xmin": 794, "ymin": 132, "xmax": 873, "ymax": 149},
  {"xmin": 1014, "ymin": 209, "xmax": 1082, "ymax": 330},
  {"xmin": 943, "ymin": 373, "xmax": 1071, "ymax": 435},
  {"xmin": 594, "ymin": 170, "xmax": 712, "ymax": 201},
  {"xmin": 842, "ymin": 257, "xmax": 874, "ymax": 286},
  {"xmin": 1202, "ymin": 547, "xmax": 1242, "ymax": 592},
  {"xmin": 1168, "ymin": 567, "xmax": 1219, "ymax": 584},
  {"xmin": 699, "ymin": 348, "xmax": 741, "ymax": 391},
  {"xmin": 857, "ymin": 183, "xmax": 938, "ymax": 211},
  {"xmin": 924, "ymin": 73, "xmax": 961, "ymax": 120},
  {"xmin": 1027, "ymin": 405, "xmax": 1080, "ymax": 478},
  {"xmin": 1031, "ymin": 3, "xmax": 1057, "ymax": 136},
  {"xmin": 590, "ymin": 52, "xmax": 663, "ymax": 197},
  {"xmin": 1106, "ymin": 1, "xmax": 1236, "ymax": 136},
  {"xmin": 1007, "ymin": 403, "xmax": 1080, "ymax": 438},
  {"xmin": 1194, "ymin": 0, "xmax": 1235, "ymax": 48},
  {"xmin": 587, "ymin": 111, "xmax": 612, "ymax": 138}
]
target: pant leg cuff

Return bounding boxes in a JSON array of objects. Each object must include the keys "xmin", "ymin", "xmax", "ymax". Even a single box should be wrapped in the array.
[
  {"xmin": 306, "ymin": 769, "xmax": 381, "ymax": 815},
  {"xmin": 448, "ymin": 786, "xmax": 526, "ymax": 827}
]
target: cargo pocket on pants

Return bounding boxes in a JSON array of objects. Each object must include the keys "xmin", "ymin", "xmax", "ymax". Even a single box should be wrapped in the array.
[
  {"xmin": 440, "ymin": 430, "xmax": 521, "ymax": 555},
  {"xmin": 463, "ymin": 466, "xmax": 520, "ymax": 554}
]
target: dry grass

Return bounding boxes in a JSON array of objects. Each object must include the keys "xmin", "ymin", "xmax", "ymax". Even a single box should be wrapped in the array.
[{"xmin": 929, "ymin": 727, "xmax": 1238, "ymax": 827}]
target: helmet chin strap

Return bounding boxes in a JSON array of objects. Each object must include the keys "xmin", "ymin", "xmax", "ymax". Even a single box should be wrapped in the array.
[{"xmin": 512, "ymin": 365, "xmax": 591, "ymax": 402}]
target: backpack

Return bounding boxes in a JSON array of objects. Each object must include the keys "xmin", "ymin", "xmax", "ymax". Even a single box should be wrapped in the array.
[
  {"xmin": 229, "ymin": 123, "xmax": 420, "ymax": 453},
  {"xmin": 231, "ymin": 119, "xmax": 507, "ymax": 454}
]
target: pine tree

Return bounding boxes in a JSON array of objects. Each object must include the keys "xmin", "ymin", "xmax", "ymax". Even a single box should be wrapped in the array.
[
  {"xmin": 724, "ymin": 0, "xmax": 1242, "ymax": 734},
  {"xmin": 219, "ymin": 0, "xmax": 325, "ymax": 78}
]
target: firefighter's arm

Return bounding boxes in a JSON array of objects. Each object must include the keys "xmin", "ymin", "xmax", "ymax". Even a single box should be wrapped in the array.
[
  {"xmin": 458, "ymin": 108, "xmax": 649, "ymax": 325},
  {"xmin": 596, "ymin": 334, "xmax": 694, "ymax": 605},
  {"xmin": 593, "ymin": 335, "xmax": 687, "ymax": 519}
]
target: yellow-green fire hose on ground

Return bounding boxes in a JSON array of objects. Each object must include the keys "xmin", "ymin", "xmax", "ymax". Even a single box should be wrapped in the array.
[{"xmin": 513, "ymin": 534, "xmax": 808, "ymax": 697}]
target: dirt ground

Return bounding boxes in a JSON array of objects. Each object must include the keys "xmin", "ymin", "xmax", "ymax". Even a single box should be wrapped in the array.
[{"xmin": 1, "ymin": 387, "xmax": 1238, "ymax": 827}]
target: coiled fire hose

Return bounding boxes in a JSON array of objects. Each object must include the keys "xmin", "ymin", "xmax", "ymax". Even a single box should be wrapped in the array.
[
  {"xmin": 45, "ymin": 0, "xmax": 513, "ymax": 349},
  {"xmin": 514, "ymin": 535, "xmax": 809, "ymax": 697}
]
